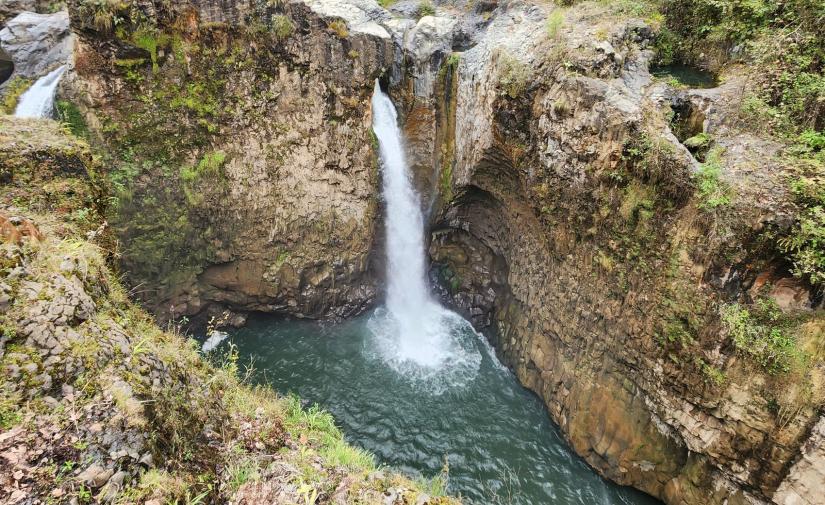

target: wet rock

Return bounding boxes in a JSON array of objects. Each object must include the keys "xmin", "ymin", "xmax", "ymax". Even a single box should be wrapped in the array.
[
  {"xmin": 404, "ymin": 15, "xmax": 457, "ymax": 97},
  {"xmin": 0, "ymin": 10, "xmax": 72, "ymax": 78}
]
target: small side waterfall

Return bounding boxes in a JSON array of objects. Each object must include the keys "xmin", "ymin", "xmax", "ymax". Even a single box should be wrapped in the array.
[
  {"xmin": 15, "ymin": 65, "xmax": 66, "ymax": 118},
  {"xmin": 368, "ymin": 80, "xmax": 480, "ymax": 390}
]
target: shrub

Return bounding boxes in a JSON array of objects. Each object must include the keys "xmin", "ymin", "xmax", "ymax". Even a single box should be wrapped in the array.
[
  {"xmin": 77, "ymin": 0, "xmax": 127, "ymax": 32},
  {"xmin": 328, "ymin": 20, "xmax": 348, "ymax": 38},
  {"xmin": 721, "ymin": 299, "xmax": 802, "ymax": 374},
  {"xmin": 546, "ymin": 10, "xmax": 564, "ymax": 39},
  {"xmin": 661, "ymin": 0, "xmax": 825, "ymax": 130},
  {"xmin": 417, "ymin": 0, "xmax": 435, "ymax": 17},
  {"xmin": 56, "ymin": 100, "xmax": 90, "ymax": 139},
  {"xmin": 271, "ymin": 14, "xmax": 294, "ymax": 40},
  {"xmin": 497, "ymin": 53, "xmax": 531, "ymax": 99},
  {"xmin": 781, "ymin": 177, "xmax": 825, "ymax": 287},
  {"xmin": 694, "ymin": 147, "xmax": 732, "ymax": 210}
]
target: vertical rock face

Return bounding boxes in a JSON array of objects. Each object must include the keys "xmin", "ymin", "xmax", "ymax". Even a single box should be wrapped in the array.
[
  {"xmin": 65, "ymin": 0, "xmax": 395, "ymax": 321},
  {"xmin": 425, "ymin": 3, "xmax": 824, "ymax": 505}
]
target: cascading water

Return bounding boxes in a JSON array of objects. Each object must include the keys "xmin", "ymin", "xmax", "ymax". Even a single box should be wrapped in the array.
[
  {"xmin": 368, "ymin": 80, "xmax": 481, "ymax": 391},
  {"xmin": 15, "ymin": 65, "xmax": 66, "ymax": 118}
]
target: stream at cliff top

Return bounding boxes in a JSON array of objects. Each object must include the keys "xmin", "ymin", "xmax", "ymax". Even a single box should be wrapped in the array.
[{"xmin": 226, "ymin": 314, "xmax": 660, "ymax": 505}]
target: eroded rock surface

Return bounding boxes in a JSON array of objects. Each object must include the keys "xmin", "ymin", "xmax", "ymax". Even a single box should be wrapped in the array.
[{"xmin": 424, "ymin": 3, "xmax": 824, "ymax": 505}]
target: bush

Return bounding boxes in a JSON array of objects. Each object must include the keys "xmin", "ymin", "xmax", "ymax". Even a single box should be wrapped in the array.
[
  {"xmin": 77, "ymin": 0, "xmax": 128, "ymax": 32},
  {"xmin": 497, "ymin": 53, "xmax": 531, "ymax": 99},
  {"xmin": 661, "ymin": 0, "xmax": 825, "ymax": 130},
  {"xmin": 694, "ymin": 147, "xmax": 732, "ymax": 210},
  {"xmin": 721, "ymin": 299, "xmax": 802, "ymax": 374},
  {"xmin": 56, "ymin": 100, "xmax": 90, "ymax": 139},
  {"xmin": 417, "ymin": 0, "xmax": 435, "ymax": 17},
  {"xmin": 271, "ymin": 14, "xmax": 294, "ymax": 40},
  {"xmin": 328, "ymin": 19, "xmax": 348, "ymax": 38},
  {"xmin": 546, "ymin": 10, "xmax": 564, "ymax": 39}
]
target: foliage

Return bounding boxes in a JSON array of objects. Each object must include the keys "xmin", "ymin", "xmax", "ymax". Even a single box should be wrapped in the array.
[
  {"xmin": 781, "ymin": 172, "xmax": 825, "ymax": 287},
  {"xmin": 497, "ymin": 53, "xmax": 531, "ymax": 99},
  {"xmin": 131, "ymin": 26, "xmax": 171, "ymax": 73},
  {"xmin": 56, "ymin": 100, "xmax": 90, "ymax": 139},
  {"xmin": 271, "ymin": 15, "xmax": 294, "ymax": 40},
  {"xmin": 721, "ymin": 299, "xmax": 803, "ymax": 374},
  {"xmin": 77, "ymin": 0, "xmax": 127, "ymax": 32},
  {"xmin": 328, "ymin": 20, "xmax": 349, "ymax": 38},
  {"xmin": 546, "ymin": 10, "xmax": 564, "ymax": 39},
  {"xmin": 1, "ymin": 76, "xmax": 32, "ymax": 114},
  {"xmin": 418, "ymin": 0, "xmax": 436, "ymax": 17},
  {"xmin": 694, "ymin": 147, "xmax": 732, "ymax": 210},
  {"xmin": 661, "ymin": 0, "xmax": 825, "ymax": 130},
  {"xmin": 180, "ymin": 151, "xmax": 228, "ymax": 183}
]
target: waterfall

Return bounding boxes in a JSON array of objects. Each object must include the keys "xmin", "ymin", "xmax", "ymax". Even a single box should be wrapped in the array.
[
  {"xmin": 15, "ymin": 65, "xmax": 66, "ymax": 118},
  {"xmin": 368, "ymin": 80, "xmax": 480, "ymax": 388}
]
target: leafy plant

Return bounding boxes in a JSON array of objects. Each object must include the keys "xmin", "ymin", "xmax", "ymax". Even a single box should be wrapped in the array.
[
  {"xmin": 721, "ymin": 299, "xmax": 803, "ymax": 374},
  {"xmin": 497, "ymin": 53, "xmax": 531, "ymax": 99},
  {"xmin": 546, "ymin": 10, "xmax": 564, "ymax": 39},
  {"xmin": 694, "ymin": 147, "xmax": 732, "ymax": 210},
  {"xmin": 418, "ymin": 0, "xmax": 435, "ymax": 17},
  {"xmin": 271, "ymin": 15, "xmax": 294, "ymax": 40},
  {"xmin": 328, "ymin": 20, "xmax": 348, "ymax": 38}
]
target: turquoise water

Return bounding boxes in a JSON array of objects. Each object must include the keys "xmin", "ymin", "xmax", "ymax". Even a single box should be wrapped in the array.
[
  {"xmin": 225, "ymin": 310, "xmax": 661, "ymax": 505},
  {"xmin": 651, "ymin": 64, "xmax": 718, "ymax": 88}
]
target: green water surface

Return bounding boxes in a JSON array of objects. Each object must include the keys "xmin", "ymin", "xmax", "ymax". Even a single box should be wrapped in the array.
[{"xmin": 226, "ymin": 310, "xmax": 661, "ymax": 505}]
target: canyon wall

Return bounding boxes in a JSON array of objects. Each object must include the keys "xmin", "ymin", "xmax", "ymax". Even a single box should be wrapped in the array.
[
  {"xmin": 64, "ymin": 0, "xmax": 396, "ymax": 322},
  {"xmin": 426, "ymin": 3, "xmax": 824, "ymax": 504}
]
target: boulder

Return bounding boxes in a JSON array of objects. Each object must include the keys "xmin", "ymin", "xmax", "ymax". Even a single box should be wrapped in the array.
[{"xmin": 0, "ymin": 10, "xmax": 73, "ymax": 78}]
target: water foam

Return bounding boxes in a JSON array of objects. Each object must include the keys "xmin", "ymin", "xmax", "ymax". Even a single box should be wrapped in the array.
[
  {"xmin": 15, "ymin": 65, "xmax": 66, "ymax": 119},
  {"xmin": 368, "ymin": 80, "xmax": 481, "ymax": 393}
]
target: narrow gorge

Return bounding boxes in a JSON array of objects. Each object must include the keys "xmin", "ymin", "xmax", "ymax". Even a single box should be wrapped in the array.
[{"xmin": 1, "ymin": 0, "xmax": 823, "ymax": 504}]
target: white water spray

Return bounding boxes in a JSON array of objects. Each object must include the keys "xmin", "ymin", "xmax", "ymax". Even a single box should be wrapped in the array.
[
  {"xmin": 15, "ymin": 65, "xmax": 66, "ymax": 118},
  {"xmin": 368, "ymin": 80, "xmax": 480, "ymax": 390}
]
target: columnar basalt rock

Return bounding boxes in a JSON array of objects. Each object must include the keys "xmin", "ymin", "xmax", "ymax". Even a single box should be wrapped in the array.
[{"xmin": 427, "ymin": 4, "xmax": 824, "ymax": 505}]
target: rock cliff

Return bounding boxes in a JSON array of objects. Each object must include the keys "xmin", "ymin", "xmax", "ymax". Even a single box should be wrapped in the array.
[
  {"xmin": 425, "ymin": 2, "xmax": 824, "ymax": 504},
  {"xmin": 62, "ymin": 0, "xmax": 398, "ymax": 322}
]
